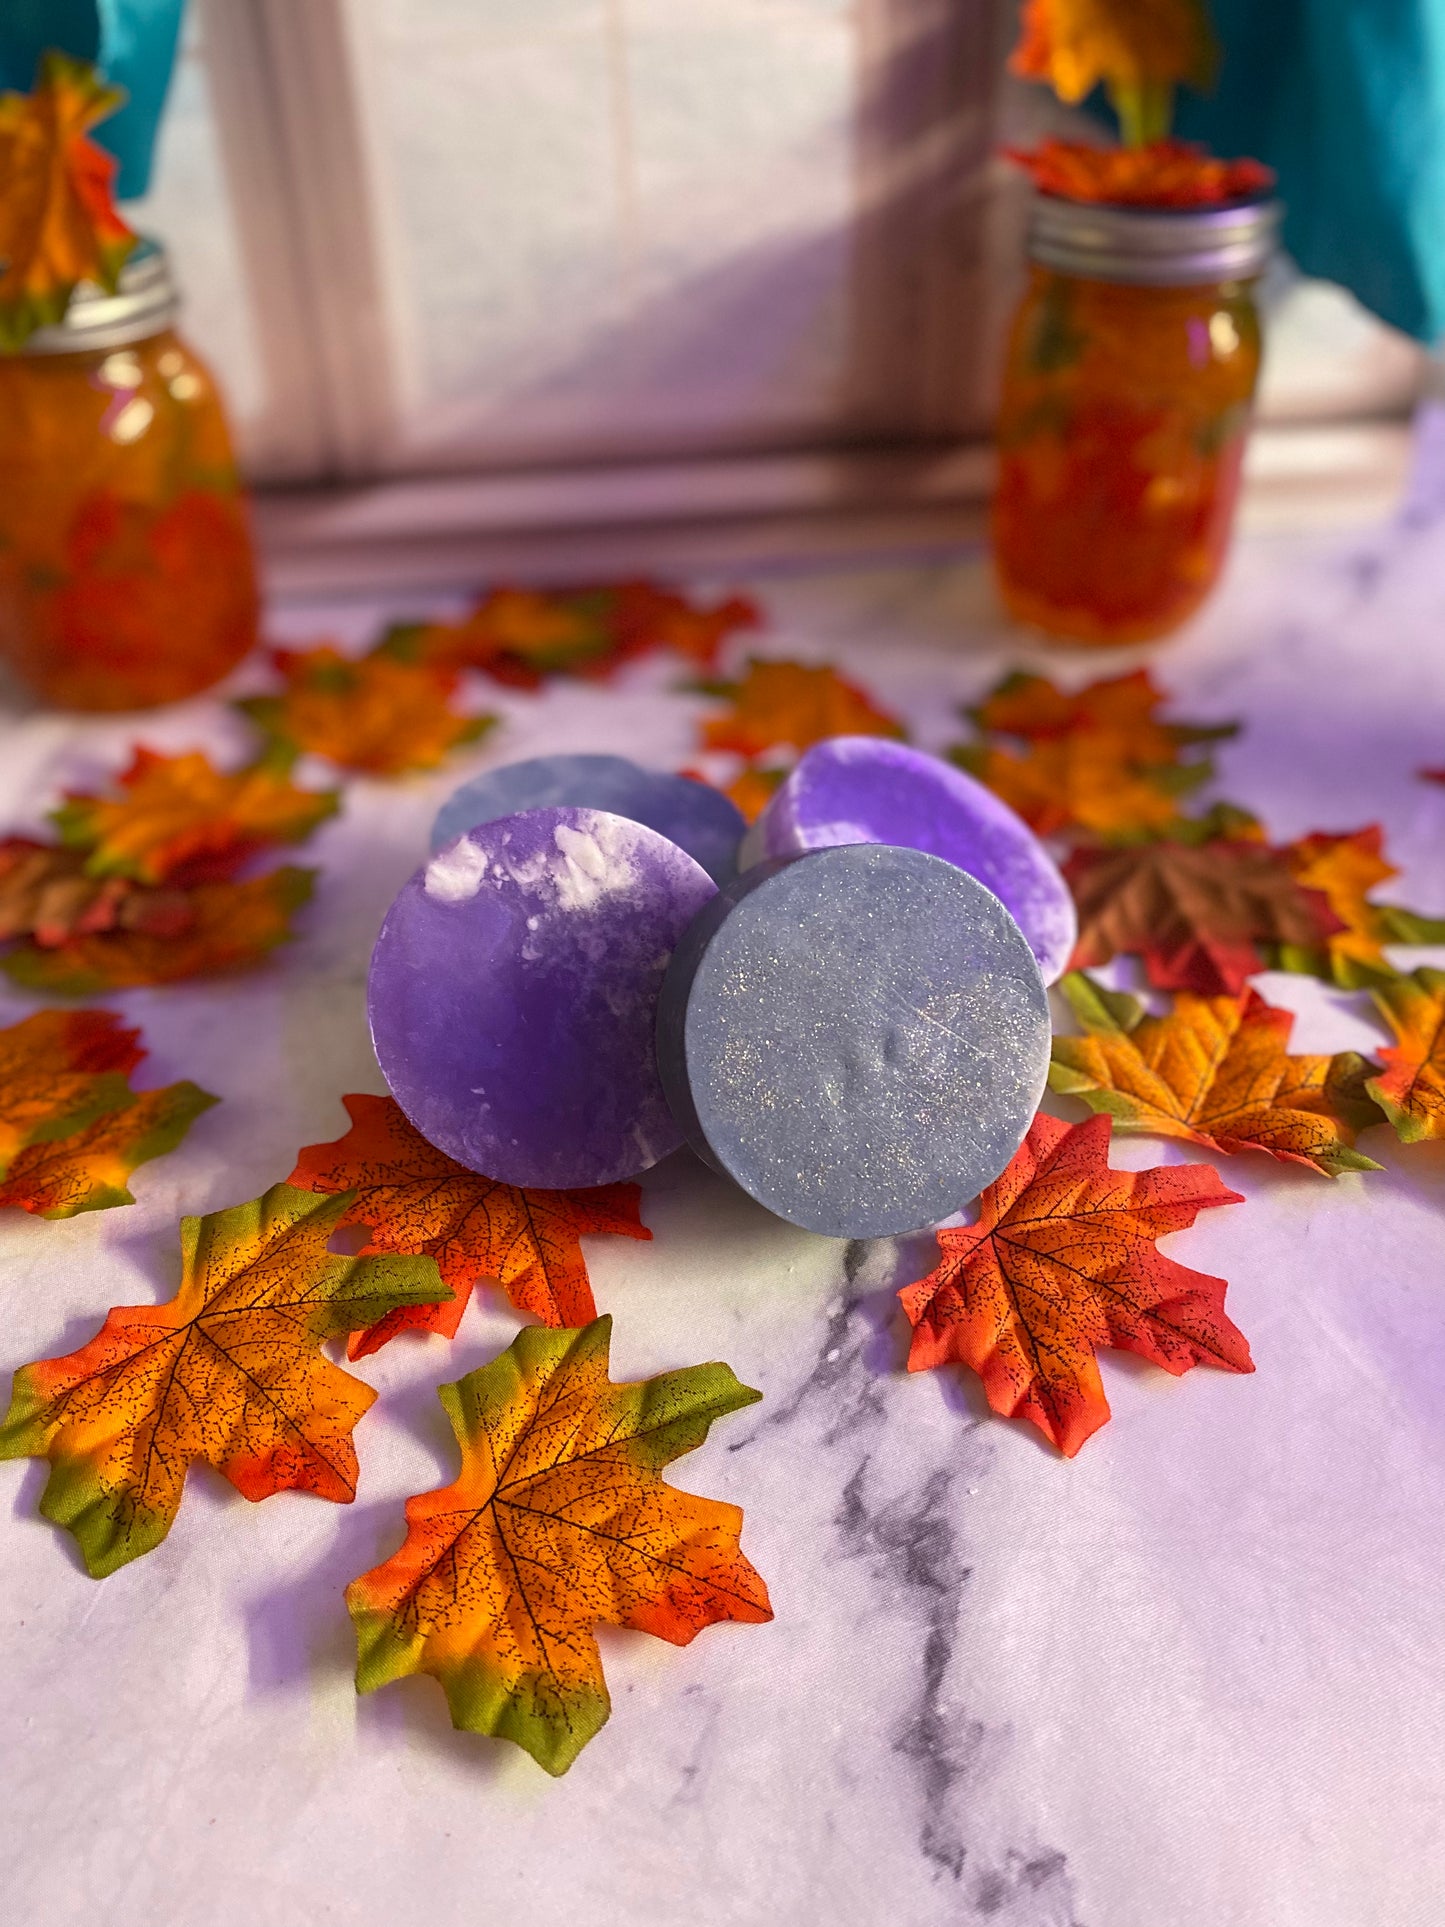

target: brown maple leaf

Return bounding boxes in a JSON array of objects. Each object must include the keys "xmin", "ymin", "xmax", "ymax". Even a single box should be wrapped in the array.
[
  {"xmin": 1049, "ymin": 973, "xmax": 1383, "ymax": 1176},
  {"xmin": 347, "ymin": 1316, "xmax": 770, "ymax": 1774},
  {"xmin": 0, "ymin": 1183, "xmax": 450, "ymax": 1574},
  {"xmin": 0, "ymin": 52, "xmax": 136, "ymax": 351},
  {"xmin": 237, "ymin": 645, "xmax": 495, "ymax": 775},
  {"xmin": 289, "ymin": 1093, "xmax": 651, "ymax": 1357},
  {"xmin": 0, "ymin": 837, "xmax": 192, "ymax": 947},
  {"xmin": 1065, "ymin": 838, "xmax": 1341, "ymax": 994},
  {"xmin": 900, "ymin": 1112, "xmax": 1249, "ymax": 1456},
  {"xmin": 50, "ymin": 746, "xmax": 339, "ymax": 886},
  {"xmin": 2, "ymin": 866, "xmax": 314, "ymax": 995},
  {"xmin": 699, "ymin": 658, "xmax": 905, "ymax": 760}
]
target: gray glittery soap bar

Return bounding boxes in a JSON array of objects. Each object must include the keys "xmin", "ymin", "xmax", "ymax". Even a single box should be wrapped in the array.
[{"xmin": 655, "ymin": 844, "xmax": 1051, "ymax": 1238}]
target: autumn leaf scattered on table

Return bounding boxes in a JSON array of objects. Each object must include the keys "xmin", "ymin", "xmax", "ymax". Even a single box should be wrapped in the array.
[
  {"xmin": 899, "ymin": 1112, "xmax": 1248, "ymax": 1456},
  {"xmin": 1049, "ymin": 973, "xmax": 1383, "ymax": 1177},
  {"xmin": 346, "ymin": 1316, "xmax": 771, "ymax": 1774},
  {"xmin": 951, "ymin": 669, "xmax": 1237, "ymax": 843},
  {"xmin": 1011, "ymin": 0, "xmax": 1217, "ymax": 146},
  {"xmin": 1273, "ymin": 827, "xmax": 1445, "ymax": 988},
  {"xmin": 394, "ymin": 582, "xmax": 761, "ymax": 686},
  {"xmin": 0, "ymin": 1080, "xmax": 217, "ymax": 1217},
  {"xmin": 289, "ymin": 1093, "xmax": 650, "ymax": 1357},
  {"xmin": 699, "ymin": 658, "xmax": 905, "ymax": 760},
  {"xmin": 0, "ymin": 52, "xmax": 136, "ymax": 352},
  {"xmin": 0, "ymin": 1183, "xmax": 449, "ymax": 1575},
  {"xmin": 1365, "ymin": 968, "xmax": 1445, "ymax": 1143},
  {"xmin": 51, "ymin": 747, "xmax": 339, "ymax": 886},
  {"xmin": 238, "ymin": 645, "xmax": 495, "ymax": 776},
  {"xmin": 0, "ymin": 836, "xmax": 193, "ymax": 949},
  {"xmin": 1008, "ymin": 139, "xmax": 1274, "ymax": 209},
  {"xmin": 3, "ymin": 866, "xmax": 315, "ymax": 995},
  {"xmin": 1064, "ymin": 838, "xmax": 1341, "ymax": 995}
]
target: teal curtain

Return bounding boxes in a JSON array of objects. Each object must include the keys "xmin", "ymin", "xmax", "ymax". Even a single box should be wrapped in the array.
[
  {"xmin": 0, "ymin": 0, "xmax": 186, "ymax": 199},
  {"xmin": 1172, "ymin": 0, "xmax": 1445, "ymax": 344}
]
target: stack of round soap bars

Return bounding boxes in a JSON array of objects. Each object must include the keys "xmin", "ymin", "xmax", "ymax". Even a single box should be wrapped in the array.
[{"xmin": 368, "ymin": 740, "xmax": 1077, "ymax": 1238}]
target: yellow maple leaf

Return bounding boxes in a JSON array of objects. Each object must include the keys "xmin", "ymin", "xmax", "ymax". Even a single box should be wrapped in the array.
[{"xmin": 1011, "ymin": 0, "xmax": 1217, "ymax": 145}]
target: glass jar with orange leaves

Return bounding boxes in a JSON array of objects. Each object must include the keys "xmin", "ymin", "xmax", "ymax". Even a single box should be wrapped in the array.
[
  {"xmin": 992, "ymin": 193, "xmax": 1280, "ymax": 646},
  {"xmin": 0, "ymin": 241, "xmax": 259, "ymax": 710}
]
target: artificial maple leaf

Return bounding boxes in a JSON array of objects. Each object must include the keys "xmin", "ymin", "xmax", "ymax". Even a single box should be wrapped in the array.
[
  {"xmin": 237, "ymin": 645, "xmax": 495, "ymax": 776},
  {"xmin": 0, "ymin": 837, "xmax": 192, "ymax": 947},
  {"xmin": 1049, "ymin": 972, "xmax": 1383, "ymax": 1177},
  {"xmin": 900, "ymin": 1112, "xmax": 1249, "ymax": 1456},
  {"xmin": 1065, "ymin": 839, "xmax": 1340, "ymax": 994},
  {"xmin": 0, "ymin": 1183, "xmax": 450, "ymax": 1575},
  {"xmin": 347, "ymin": 1316, "xmax": 771, "ymax": 1774},
  {"xmin": 0, "ymin": 1007, "xmax": 141, "ymax": 1171},
  {"xmin": 288, "ymin": 1093, "xmax": 650, "ymax": 1358},
  {"xmin": 3, "ymin": 866, "xmax": 314, "ymax": 995},
  {"xmin": 50, "ymin": 747, "xmax": 339, "ymax": 887},
  {"xmin": 725, "ymin": 764, "xmax": 787, "ymax": 824},
  {"xmin": 397, "ymin": 582, "xmax": 761, "ymax": 686},
  {"xmin": 1365, "ymin": 968, "xmax": 1445, "ymax": 1143},
  {"xmin": 1273, "ymin": 827, "xmax": 1445, "ymax": 989},
  {"xmin": 1010, "ymin": 0, "xmax": 1217, "ymax": 146},
  {"xmin": 0, "ymin": 52, "xmax": 136, "ymax": 351},
  {"xmin": 1007, "ymin": 139, "xmax": 1274, "ymax": 209},
  {"xmin": 0, "ymin": 1079, "xmax": 217, "ymax": 1217},
  {"xmin": 699, "ymin": 658, "xmax": 905, "ymax": 760},
  {"xmin": 951, "ymin": 668, "xmax": 1234, "ymax": 842}
]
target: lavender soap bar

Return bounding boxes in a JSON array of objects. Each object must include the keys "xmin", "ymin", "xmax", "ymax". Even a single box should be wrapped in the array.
[
  {"xmin": 432, "ymin": 754, "xmax": 745, "ymax": 884},
  {"xmin": 739, "ymin": 736, "xmax": 1076, "ymax": 983},
  {"xmin": 656, "ymin": 844, "xmax": 1050, "ymax": 1238},
  {"xmin": 370, "ymin": 807, "xmax": 717, "ymax": 1189}
]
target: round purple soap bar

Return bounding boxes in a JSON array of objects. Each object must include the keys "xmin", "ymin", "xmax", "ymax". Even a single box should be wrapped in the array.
[
  {"xmin": 431, "ymin": 754, "xmax": 745, "ymax": 884},
  {"xmin": 656, "ymin": 844, "xmax": 1050, "ymax": 1238},
  {"xmin": 369, "ymin": 807, "xmax": 717, "ymax": 1188},
  {"xmin": 739, "ymin": 736, "xmax": 1076, "ymax": 984}
]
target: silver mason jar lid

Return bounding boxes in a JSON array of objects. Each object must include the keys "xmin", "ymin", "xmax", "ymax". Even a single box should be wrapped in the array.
[
  {"xmin": 1028, "ymin": 195, "xmax": 1283, "ymax": 288},
  {"xmin": 20, "ymin": 237, "xmax": 180, "ymax": 355}
]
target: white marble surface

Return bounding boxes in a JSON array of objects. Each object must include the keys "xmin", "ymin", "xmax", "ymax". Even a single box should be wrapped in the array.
[{"xmin": 5, "ymin": 426, "xmax": 1445, "ymax": 1927}]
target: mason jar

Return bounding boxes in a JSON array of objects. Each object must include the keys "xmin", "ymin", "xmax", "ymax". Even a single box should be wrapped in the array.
[
  {"xmin": 991, "ymin": 194, "xmax": 1281, "ymax": 646},
  {"xmin": 0, "ymin": 240, "xmax": 260, "ymax": 709}
]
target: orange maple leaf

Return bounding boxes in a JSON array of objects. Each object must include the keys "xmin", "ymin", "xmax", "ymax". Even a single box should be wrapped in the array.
[
  {"xmin": 1008, "ymin": 138, "xmax": 1274, "ymax": 208},
  {"xmin": 0, "ymin": 1183, "xmax": 450, "ymax": 1575},
  {"xmin": 1049, "ymin": 973, "xmax": 1383, "ymax": 1176},
  {"xmin": 0, "ymin": 52, "xmax": 136, "ymax": 351},
  {"xmin": 1274, "ymin": 827, "xmax": 1445, "ymax": 989},
  {"xmin": 289, "ymin": 1093, "xmax": 651, "ymax": 1358},
  {"xmin": 700, "ymin": 658, "xmax": 905, "ymax": 760},
  {"xmin": 0, "ymin": 1007, "xmax": 141, "ymax": 1171},
  {"xmin": 347, "ymin": 1316, "xmax": 771, "ymax": 1773},
  {"xmin": 1366, "ymin": 968, "xmax": 1445, "ymax": 1143},
  {"xmin": 50, "ymin": 747, "xmax": 339, "ymax": 886},
  {"xmin": 398, "ymin": 582, "xmax": 761, "ymax": 687},
  {"xmin": 725, "ymin": 764, "xmax": 787, "ymax": 825},
  {"xmin": 1010, "ymin": 0, "xmax": 1217, "ymax": 145},
  {"xmin": 900, "ymin": 1112, "xmax": 1249, "ymax": 1456},
  {"xmin": 237, "ymin": 645, "xmax": 495, "ymax": 776},
  {"xmin": 2, "ymin": 865, "xmax": 315, "ymax": 995},
  {"xmin": 1064, "ymin": 838, "xmax": 1341, "ymax": 994},
  {"xmin": 951, "ymin": 669, "xmax": 1235, "ymax": 841}
]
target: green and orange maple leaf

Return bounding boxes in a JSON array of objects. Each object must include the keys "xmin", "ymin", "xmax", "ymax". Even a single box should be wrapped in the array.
[
  {"xmin": 1049, "ymin": 972, "xmax": 1383, "ymax": 1176},
  {"xmin": 0, "ymin": 1006, "xmax": 215, "ymax": 1217},
  {"xmin": 289, "ymin": 1093, "xmax": 650, "ymax": 1357},
  {"xmin": 0, "ymin": 52, "xmax": 137, "ymax": 351},
  {"xmin": 50, "ymin": 746, "xmax": 339, "ymax": 886},
  {"xmin": 1011, "ymin": 0, "xmax": 1217, "ymax": 146},
  {"xmin": 1365, "ymin": 968, "xmax": 1445, "ymax": 1143},
  {"xmin": 0, "ymin": 1183, "xmax": 449, "ymax": 1574},
  {"xmin": 951, "ymin": 669, "xmax": 1237, "ymax": 843},
  {"xmin": 347, "ymin": 1316, "xmax": 771, "ymax": 1774},
  {"xmin": 238, "ymin": 644, "xmax": 496, "ymax": 776},
  {"xmin": 900, "ymin": 1112, "xmax": 1249, "ymax": 1456},
  {"xmin": 1273, "ymin": 827, "xmax": 1445, "ymax": 988}
]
